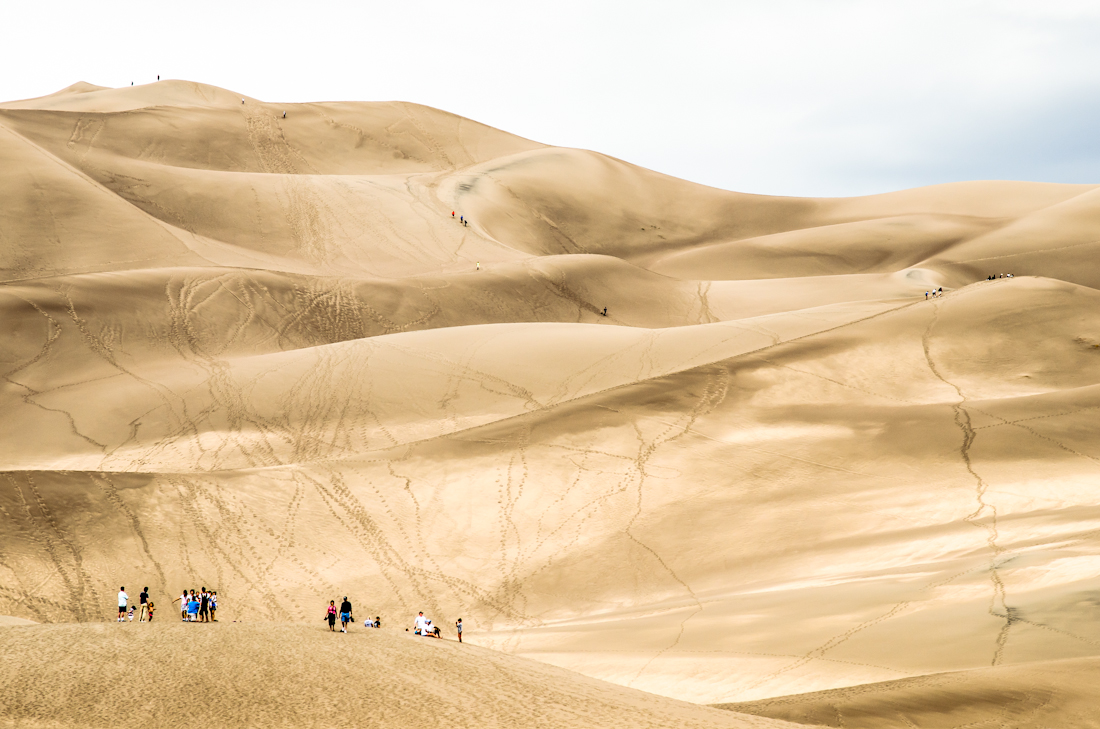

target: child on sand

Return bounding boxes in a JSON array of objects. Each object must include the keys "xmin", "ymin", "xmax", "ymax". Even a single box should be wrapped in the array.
[
  {"xmin": 127, "ymin": 605, "xmax": 135, "ymax": 622},
  {"xmin": 209, "ymin": 591, "xmax": 217, "ymax": 622},
  {"xmin": 147, "ymin": 601, "xmax": 155, "ymax": 622},
  {"xmin": 175, "ymin": 589, "xmax": 188, "ymax": 621},
  {"xmin": 456, "ymin": 618, "xmax": 463, "ymax": 643}
]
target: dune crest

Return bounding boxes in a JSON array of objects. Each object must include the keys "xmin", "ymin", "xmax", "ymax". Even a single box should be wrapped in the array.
[{"xmin": 2, "ymin": 81, "xmax": 1099, "ymax": 724}]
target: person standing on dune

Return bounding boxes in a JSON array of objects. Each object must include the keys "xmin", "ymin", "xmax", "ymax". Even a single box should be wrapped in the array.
[
  {"xmin": 187, "ymin": 591, "xmax": 200, "ymax": 622},
  {"xmin": 456, "ymin": 618, "xmax": 463, "ymax": 643},
  {"xmin": 326, "ymin": 600, "xmax": 338, "ymax": 631},
  {"xmin": 117, "ymin": 587, "xmax": 128, "ymax": 623},
  {"xmin": 340, "ymin": 596, "xmax": 353, "ymax": 633},
  {"xmin": 174, "ymin": 589, "xmax": 188, "ymax": 621},
  {"xmin": 139, "ymin": 587, "xmax": 149, "ymax": 622}
]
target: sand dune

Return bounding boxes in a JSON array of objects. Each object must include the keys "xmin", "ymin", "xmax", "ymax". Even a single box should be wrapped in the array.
[
  {"xmin": 718, "ymin": 657, "xmax": 1100, "ymax": 727},
  {"xmin": 0, "ymin": 622, "xmax": 792, "ymax": 729},
  {"xmin": 2, "ymin": 81, "xmax": 1099, "ymax": 725}
]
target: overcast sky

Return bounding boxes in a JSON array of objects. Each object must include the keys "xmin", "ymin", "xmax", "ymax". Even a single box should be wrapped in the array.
[{"xmin": 5, "ymin": 1, "xmax": 1100, "ymax": 197}]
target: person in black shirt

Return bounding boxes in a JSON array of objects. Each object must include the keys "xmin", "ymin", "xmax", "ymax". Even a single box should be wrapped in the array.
[
  {"xmin": 199, "ymin": 587, "xmax": 210, "ymax": 623},
  {"xmin": 339, "ymin": 597, "xmax": 353, "ymax": 633},
  {"xmin": 139, "ymin": 587, "xmax": 149, "ymax": 622}
]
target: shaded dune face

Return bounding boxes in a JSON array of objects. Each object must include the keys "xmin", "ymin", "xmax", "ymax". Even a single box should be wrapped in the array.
[{"xmin": 1, "ymin": 80, "xmax": 1099, "ymax": 714}]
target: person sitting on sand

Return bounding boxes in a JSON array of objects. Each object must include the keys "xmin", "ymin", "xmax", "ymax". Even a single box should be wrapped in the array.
[
  {"xmin": 414, "ymin": 611, "xmax": 427, "ymax": 635},
  {"xmin": 374, "ymin": 616, "xmax": 381, "ymax": 628},
  {"xmin": 326, "ymin": 600, "xmax": 338, "ymax": 632}
]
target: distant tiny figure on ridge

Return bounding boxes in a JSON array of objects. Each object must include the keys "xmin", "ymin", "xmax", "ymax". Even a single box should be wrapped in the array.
[
  {"xmin": 602, "ymin": 307, "xmax": 607, "ymax": 316},
  {"xmin": 283, "ymin": 111, "xmax": 286, "ymax": 118},
  {"xmin": 476, "ymin": 262, "xmax": 480, "ymax": 270}
]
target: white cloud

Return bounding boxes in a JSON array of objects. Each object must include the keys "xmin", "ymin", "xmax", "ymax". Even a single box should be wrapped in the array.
[{"xmin": 4, "ymin": 0, "xmax": 1099, "ymax": 195}]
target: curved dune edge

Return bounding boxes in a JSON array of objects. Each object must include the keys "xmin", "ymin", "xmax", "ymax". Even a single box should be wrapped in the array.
[{"xmin": 716, "ymin": 657, "xmax": 1100, "ymax": 728}]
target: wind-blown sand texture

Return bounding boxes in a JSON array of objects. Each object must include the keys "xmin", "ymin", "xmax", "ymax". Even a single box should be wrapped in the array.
[{"xmin": 1, "ymin": 81, "xmax": 1099, "ymax": 724}]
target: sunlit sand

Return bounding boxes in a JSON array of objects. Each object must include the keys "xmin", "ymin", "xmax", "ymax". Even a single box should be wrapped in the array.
[{"xmin": 2, "ymin": 80, "xmax": 1098, "ymax": 726}]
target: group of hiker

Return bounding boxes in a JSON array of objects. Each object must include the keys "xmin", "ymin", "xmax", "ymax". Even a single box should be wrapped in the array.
[
  {"xmin": 116, "ymin": 586, "xmax": 154, "ymax": 622},
  {"xmin": 925, "ymin": 273, "xmax": 1019, "ymax": 301},
  {"xmin": 116, "ymin": 585, "xmax": 463, "ymax": 642},
  {"xmin": 323, "ymin": 596, "xmax": 383, "ymax": 633},
  {"xmin": 411, "ymin": 611, "xmax": 463, "ymax": 642},
  {"xmin": 174, "ymin": 587, "xmax": 218, "ymax": 622},
  {"xmin": 321, "ymin": 604, "xmax": 465, "ymax": 642}
]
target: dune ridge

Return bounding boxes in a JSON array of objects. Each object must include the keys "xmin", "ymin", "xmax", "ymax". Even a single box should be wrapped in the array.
[{"xmin": 2, "ymin": 81, "xmax": 1099, "ymax": 725}]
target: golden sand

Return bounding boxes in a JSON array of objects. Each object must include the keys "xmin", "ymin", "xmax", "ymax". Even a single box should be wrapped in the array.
[{"xmin": 1, "ymin": 80, "xmax": 1098, "ymax": 725}]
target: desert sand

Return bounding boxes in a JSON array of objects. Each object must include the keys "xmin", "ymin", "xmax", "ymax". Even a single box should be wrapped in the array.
[
  {"xmin": 1, "ymin": 80, "xmax": 1099, "ymax": 726},
  {"xmin": 0, "ymin": 621, "xmax": 792, "ymax": 729},
  {"xmin": 719, "ymin": 656, "xmax": 1100, "ymax": 727}
]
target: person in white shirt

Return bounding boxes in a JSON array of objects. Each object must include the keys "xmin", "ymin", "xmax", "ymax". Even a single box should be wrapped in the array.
[
  {"xmin": 173, "ymin": 590, "xmax": 188, "ymax": 621},
  {"xmin": 117, "ymin": 587, "xmax": 128, "ymax": 623},
  {"xmin": 414, "ymin": 612, "xmax": 429, "ymax": 635}
]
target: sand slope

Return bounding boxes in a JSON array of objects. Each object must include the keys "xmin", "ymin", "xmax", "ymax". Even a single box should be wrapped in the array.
[
  {"xmin": 718, "ymin": 657, "xmax": 1100, "ymax": 728},
  {"xmin": 0, "ymin": 622, "xmax": 791, "ymax": 729},
  {"xmin": 2, "ymin": 81, "xmax": 1099, "ymax": 722}
]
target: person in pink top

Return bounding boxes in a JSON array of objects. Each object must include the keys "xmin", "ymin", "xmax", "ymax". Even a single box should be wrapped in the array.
[{"xmin": 325, "ymin": 600, "xmax": 337, "ymax": 632}]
